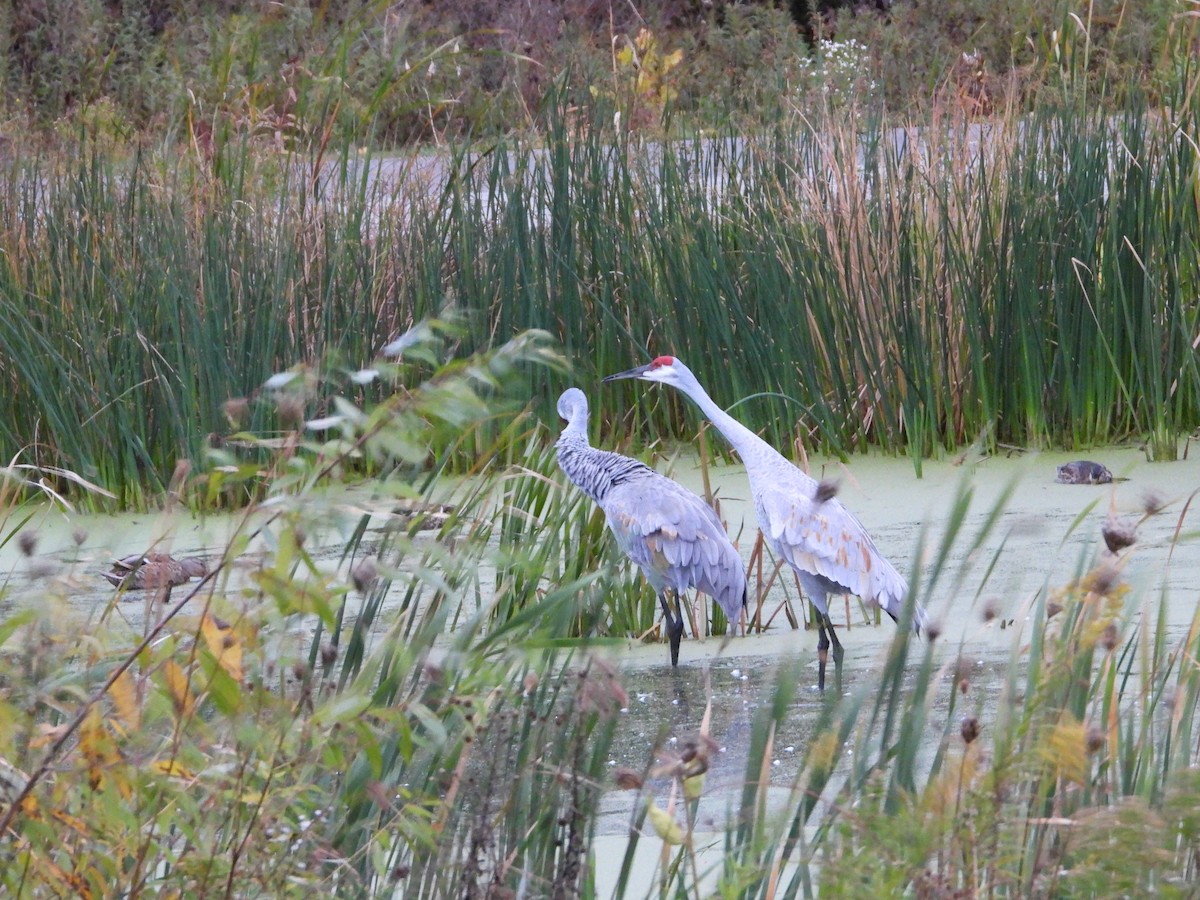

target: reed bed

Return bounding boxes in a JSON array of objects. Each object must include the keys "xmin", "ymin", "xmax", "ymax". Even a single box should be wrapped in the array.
[
  {"xmin": 1, "ymin": 330, "xmax": 1198, "ymax": 897},
  {"xmin": 2, "ymin": 72, "xmax": 1198, "ymax": 507}
]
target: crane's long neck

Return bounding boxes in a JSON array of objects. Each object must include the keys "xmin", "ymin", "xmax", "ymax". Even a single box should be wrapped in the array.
[
  {"xmin": 556, "ymin": 420, "xmax": 648, "ymax": 505},
  {"xmin": 673, "ymin": 378, "xmax": 781, "ymax": 472}
]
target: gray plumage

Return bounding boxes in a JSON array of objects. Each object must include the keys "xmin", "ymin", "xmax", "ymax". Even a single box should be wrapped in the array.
[
  {"xmin": 604, "ymin": 357, "xmax": 927, "ymax": 690},
  {"xmin": 555, "ymin": 388, "xmax": 747, "ymax": 665}
]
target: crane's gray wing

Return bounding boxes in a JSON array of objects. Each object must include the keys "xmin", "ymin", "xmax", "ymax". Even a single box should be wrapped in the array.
[
  {"xmin": 759, "ymin": 490, "xmax": 908, "ymax": 619},
  {"xmin": 602, "ymin": 477, "xmax": 746, "ymax": 622}
]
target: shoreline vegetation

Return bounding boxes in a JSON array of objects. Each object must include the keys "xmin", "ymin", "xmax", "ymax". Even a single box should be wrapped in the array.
[
  {"xmin": 0, "ymin": 1, "xmax": 1195, "ymax": 509},
  {"xmin": 2, "ymin": 2, "xmax": 1200, "ymax": 895},
  {"xmin": 2, "ymin": 95, "xmax": 1198, "ymax": 509}
]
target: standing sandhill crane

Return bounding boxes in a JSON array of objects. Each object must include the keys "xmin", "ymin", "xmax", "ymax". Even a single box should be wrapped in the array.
[
  {"xmin": 604, "ymin": 357, "xmax": 927, "ymax": 690},
  {"xmin": 555, "ymin": 388, "xmax": 747, "ymax": 666}
]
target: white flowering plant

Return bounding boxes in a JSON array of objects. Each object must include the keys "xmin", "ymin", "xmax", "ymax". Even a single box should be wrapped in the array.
[{"xmin": 790, "ymin": 38, "xmax": 881, "ymax": 118}]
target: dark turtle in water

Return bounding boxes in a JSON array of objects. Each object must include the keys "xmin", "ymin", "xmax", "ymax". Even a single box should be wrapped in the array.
[{"xmin": 1055, "ymin": 460, "xmax": 1113, "ymax": 485}]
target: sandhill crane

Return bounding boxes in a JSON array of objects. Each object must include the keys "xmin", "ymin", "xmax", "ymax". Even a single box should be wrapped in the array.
[
  {"xmin": 555, "ymin": 388, "xmax": 747, "ymax": 666},
  {"xmin": 604, "ymin": 357, "xmax": 926, "ymax": 690}
]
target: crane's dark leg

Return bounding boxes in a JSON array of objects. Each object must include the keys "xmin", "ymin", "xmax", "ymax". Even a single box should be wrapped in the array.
[
  {"xmin": 659, "ymin": 592, "xmax": 686, "ymax": 667},
  {"xmin": 826, "ymin": 612, "xmax": 844, "ymax": 692},
  {"xmin": 814, "ymin": 608, "xmax": 844, "ymax": 692},
  {"xmin": 815, "ymin": 611, "xmax": 829, "ymax": 692}
]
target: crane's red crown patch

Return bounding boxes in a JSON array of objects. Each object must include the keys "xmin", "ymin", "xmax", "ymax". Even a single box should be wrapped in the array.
[{"xmin": 650, "ymin": 356, "xmax": 676, "ymax": 368}]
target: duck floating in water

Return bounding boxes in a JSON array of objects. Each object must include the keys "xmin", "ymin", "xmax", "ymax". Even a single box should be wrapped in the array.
[
  {"xmin": 103, "ymin": 553, "xmax": 208, "ymax": 591},
  {"xmin": 1055, "ymin": 460, "xmax": 1114, "ymax": 484}
]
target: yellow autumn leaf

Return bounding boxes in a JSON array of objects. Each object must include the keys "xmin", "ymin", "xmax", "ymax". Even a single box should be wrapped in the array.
[
  {"xmin": 108, "ymin": 669, "xmax": 141, "ymax": 732},
  {"xmin": 30, "ymin": 855, "xmax": 92, "ymax": 900},
  {"xmin": 79, "ymin": 706, "xmax": 107, "ymax": 791},
  {"xmin": 162, "ymin": 660, "xmax": 195, "ymax": 717},
  {"xmin": 78, "ymin": 706, "xmax": 128, "ymax": 797},
  {"xmin": 150, "ymin": 759, "xmax": 195, "ymax": 780},
  {"xmin": 646, "ymin": 800, "xmax": 686, "ymax": 845},
  {"xmin": 49, "ymin": 807, "xmax": 91, "ymax": 837},
  {"xmin": 200, "ymin": 613, "xmax": 243, "ymax": 682},
  {"xmin": 682, "ymin": 772, "xmax": 705, "ymax": 801}
]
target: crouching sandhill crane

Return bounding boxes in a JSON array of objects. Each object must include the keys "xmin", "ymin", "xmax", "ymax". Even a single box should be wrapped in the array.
[
  {"xmin": 604, "ymin": 357, "xmax": 928, "ymax": 690},
  {"xmin": 555, "ymin": 388, "xmax": 747, "ymax": 666}
]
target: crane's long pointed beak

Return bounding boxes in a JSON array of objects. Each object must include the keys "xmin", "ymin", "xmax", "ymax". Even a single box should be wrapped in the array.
[{"xmin": 602, "ymin": 364, "xmax": 653, "ymax": 383}]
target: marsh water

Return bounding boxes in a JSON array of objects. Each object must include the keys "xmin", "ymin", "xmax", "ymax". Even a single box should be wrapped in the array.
[{"xmin": 3, "ymin": 445, "xmax": 1198, "ymax": 885}]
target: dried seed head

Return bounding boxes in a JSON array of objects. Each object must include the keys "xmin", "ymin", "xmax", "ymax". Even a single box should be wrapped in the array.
[
  {"xmin": 17, "ymin": 531, "xmax": 37, "ymax": 557},
  {"xmin": 954, "ymin": 656, "xmax": 973, "ymax": 694},
  {"xmin": 1085, "ymin": 725, "xmax": 1105, "ymax": 754},
  {"xmin": 1099, "ymin": 622, "xmax": 1120, "ymax": 652},
  {"xmin": 981, "ymin": 597, "xmax": 999, "ymax": 623},
  {"xmin": 814, "ymin": 479, "xmax": 840, "ymax": 504},
  {"xmin": 71, "ymin": 527, "xmax": 88, "ymax": 546},
  {"xmin": 320, "ymin": 642, "xmax": 338, "ymax": 667},
  {"xmin": 1141, "ymin": 490, "xmax": 1166, "ymax": 517},
  {"xmin": 960, "ymin": 716, "xmax": 981, "ymax": 744},
  {"xmin": 1046, "ymin": 600, "xmax": 1064, "ymax": 619},
  {"xmin": 291, "ymin": 661, "xmax": 309, "ymax": 682},
  {"xmin": 222, "ymin": 397, "xmax": 250, "ymax": 427},
  {"xmin": 1085, "ymin": 562, "xmax": 1122, "ymax": 597},
  {"xmin": 351, "ymin": 557, "xmax": 379, "ymax": 593},
  {"xmin": 925, "ymin": 620, "xmax": 942, "ymax": 642},
  {"xmin": 522, "ymin": 671, "xmax": 539, "ymax": 694},
  {"xmin": 614, "ymin": 767, "xmax": 644, "ymax": 790},
  {"xmin": 678, "ymin": 734, "xmax": 717, "ymax": 777},
  {"xmin": 1101, "ymin": 517, "xmax": 1137, "ymax": 554}
]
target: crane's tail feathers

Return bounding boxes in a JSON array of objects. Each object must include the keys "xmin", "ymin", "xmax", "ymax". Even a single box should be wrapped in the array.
[
  {"xmin": 912, "ymin": 603, "xmax": 930, "ymax": 636},
  {"xmin": 714, "ymin": 586, "xmax": 749, "ymax": 635},
  {"xmin": 879, "ymin": 595, "xmax": 930, "ymax": 637}
]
